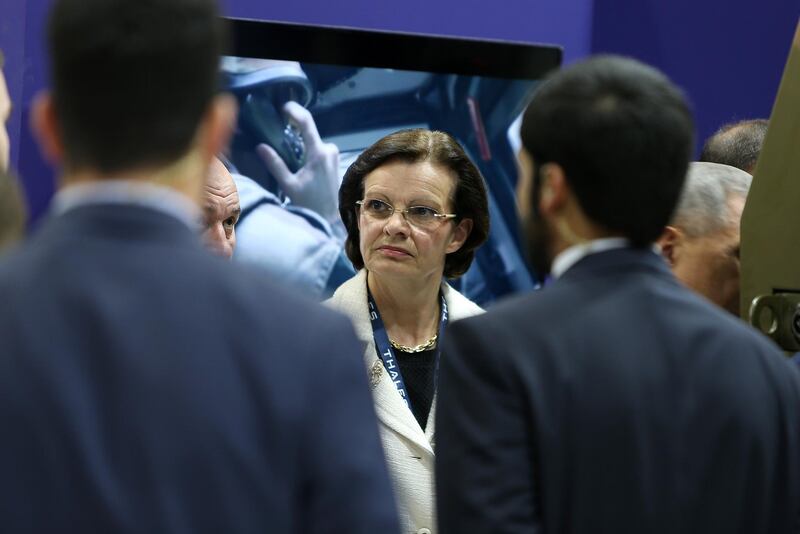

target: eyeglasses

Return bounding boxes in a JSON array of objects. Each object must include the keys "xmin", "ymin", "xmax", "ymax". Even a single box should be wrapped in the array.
[{"xmin": 356, "ymin": 198, "xmax": 457, "ymax": 229}]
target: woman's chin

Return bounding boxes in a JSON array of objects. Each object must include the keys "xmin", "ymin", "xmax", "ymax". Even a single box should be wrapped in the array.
[{"xmin": 366, "ymin": 259, "xmax": 418, "ymax": 278}]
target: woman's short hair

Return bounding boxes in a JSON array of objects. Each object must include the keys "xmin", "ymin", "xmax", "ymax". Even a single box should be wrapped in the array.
[{"xmin": 339, "ymin": 128, "xmax": 489, "ymax": 279}]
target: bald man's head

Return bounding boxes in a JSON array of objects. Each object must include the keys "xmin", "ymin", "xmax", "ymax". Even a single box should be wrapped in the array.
[
  {"xmin": 202, "ymin": 158, "xmax": 240, "ymax": 259},
  {"xmin": 700, "ymin": 119, "xmax": 768, "ymax": 174}
]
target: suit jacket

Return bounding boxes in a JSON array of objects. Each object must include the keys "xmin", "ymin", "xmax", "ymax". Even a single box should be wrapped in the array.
[
  {"xmin": 327, "ymin": 269, "xmax": 483, "ymax": 534},
  {"xmin": 436, "ymin": 247, "xmax": 800, "ymax": 534},
  {"xmin": 0, "ymin": 203, "xmax": 399, "ymax": 534}
]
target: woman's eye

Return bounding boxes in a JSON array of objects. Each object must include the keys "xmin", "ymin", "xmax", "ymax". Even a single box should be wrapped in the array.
[
  {"xmin": 368, "ymin": 199, "xmax": 390, "ymax": 212},
  {"xmin": 408, "ymin": 206, "xmax": 437, "ymax": 219}
]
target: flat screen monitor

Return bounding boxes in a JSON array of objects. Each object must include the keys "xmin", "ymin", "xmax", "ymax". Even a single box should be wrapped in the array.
[{"xmin": 223, "ymin": 18, "xmax": 562, "ymax": 305}]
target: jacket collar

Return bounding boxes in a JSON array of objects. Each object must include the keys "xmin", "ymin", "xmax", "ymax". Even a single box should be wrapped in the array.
[
  {"xmin": 34, "ymin": 202, "xmax": 202, "ymax": 251},
  {"xmin": 52, "ymin": 180, "xmax": 200, "ymax": 231},
  {"xmin": 558, "ymin": 246, "xmax": 673, "ymax": 284}
]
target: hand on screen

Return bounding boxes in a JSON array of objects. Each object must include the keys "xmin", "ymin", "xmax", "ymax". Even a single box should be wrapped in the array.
[{"xmin": 257, "ymin": 101, "xmax": 341, "ymax": 224}]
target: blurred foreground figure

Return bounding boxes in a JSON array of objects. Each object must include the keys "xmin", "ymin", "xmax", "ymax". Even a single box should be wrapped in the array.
[
  {"xmin": 0, "ymin": 1, "xmax": 399, "ymax": 532},
  {"xmin": 0, "ymin": 51, "xmax": 26, "ymax": 251},
  {"xmin": 658, "ymin": 162, "xmax": 751, "ymax": 315},
  {"xmin": 0, "ymin": 168, "xmax": 26, "ymax": 252},
  {"xmin": 0, "ymin": 49, "xmax": 10, "ymax": 173},
  {"xmin": 436, "ymin": 55, "xmax": 800, "ymax": 534}
]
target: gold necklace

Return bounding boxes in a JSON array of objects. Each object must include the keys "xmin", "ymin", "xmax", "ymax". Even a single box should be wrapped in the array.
[{"xmin": 389, "ymin": 333, "xmax": 438, "ymax": 353}]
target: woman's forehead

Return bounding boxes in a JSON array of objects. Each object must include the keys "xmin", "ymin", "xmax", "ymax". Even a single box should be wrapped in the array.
[{"xmin": 363, "ymin": 160, "xmax": 456, "ymax": 199}]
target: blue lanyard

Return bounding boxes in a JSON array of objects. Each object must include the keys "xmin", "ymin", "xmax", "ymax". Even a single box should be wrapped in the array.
[{"xmin": 367, "ymin": 289, "xmax": 448, "ymax": 412}]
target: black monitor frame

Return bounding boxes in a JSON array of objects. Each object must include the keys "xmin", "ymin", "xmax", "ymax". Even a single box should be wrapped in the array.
[
  {"xmin": 227, "ymin": 18, "xmax": 562, "ymax": 80},
  {"xmin": 223, "ymin": 17, "xmax": 563, "ymax": 304}
]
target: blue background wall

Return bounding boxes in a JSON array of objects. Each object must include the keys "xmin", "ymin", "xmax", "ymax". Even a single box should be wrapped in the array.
[{"xmin": 1, "ymin": 0, "xmax": 797, "ymax": 221}]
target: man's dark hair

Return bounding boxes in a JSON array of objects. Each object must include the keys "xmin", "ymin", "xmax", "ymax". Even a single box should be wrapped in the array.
[
  {"xmin": 520, "ymin": 55, "xmax": 694, "ymax": 247},
  {"xmin": 339, "ymin": 129, "xmax": 490, "ymax": 279},
  {"xmin": 699, "ymin": 119, "xmax": 768, "ymax": 174},
  {"xmin": 47, "ymin": 0, "xmax": 227, "ymax": 174}
]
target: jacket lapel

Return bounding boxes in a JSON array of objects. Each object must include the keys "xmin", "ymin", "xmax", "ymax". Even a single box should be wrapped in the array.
[
  {"xmin": 330, "ymin": 270, "xmax": 433, "ymax": 455},
  {"xmin": 370, "ymin": 355, "xmax": 433, "ymax": 454},
  {"xmin": 328, "ymin": 270, "xmax": 485, "ymax": 456}
]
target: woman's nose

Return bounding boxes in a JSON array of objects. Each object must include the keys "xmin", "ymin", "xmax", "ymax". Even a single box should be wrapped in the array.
[{"xmin": 383, "ymin": 209, "xmax": 411, "ymax": 236}]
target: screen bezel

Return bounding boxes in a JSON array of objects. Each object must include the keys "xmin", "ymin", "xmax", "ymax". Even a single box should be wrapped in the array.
[{"xmin": 226, "ymin": 17, "xmax": 562, "ymax": 80}]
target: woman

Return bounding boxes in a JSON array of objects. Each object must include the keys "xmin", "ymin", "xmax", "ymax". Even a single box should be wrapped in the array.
[{"xmin": 327, "ymin": 129, "xmax": 490, "ymax": 533}]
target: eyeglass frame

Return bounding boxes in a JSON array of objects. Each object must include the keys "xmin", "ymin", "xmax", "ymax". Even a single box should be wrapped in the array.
[{"xmin": 355, "ymin": 198, "xmax": 458, "ymax": 228}]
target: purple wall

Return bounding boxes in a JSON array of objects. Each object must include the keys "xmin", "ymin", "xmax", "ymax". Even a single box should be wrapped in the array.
[
  {"xmin": 2, "ymin": 0, "xmax": 797, "ymax": 221},
  {"xmin": 12, "ymin": 0, "xmax": 51, "ymax": 220},
  {"xmin": 221, "ymin": 0, "xmax": 593, "ymax": 62},
  {"xmin": 591, "ymin": 0, "xmax": 800, "ymax": 156}
]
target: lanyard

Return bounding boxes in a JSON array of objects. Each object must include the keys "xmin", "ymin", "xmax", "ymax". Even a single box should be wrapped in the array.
[{"xmin": 367, "ymin": 289, "xmax": 448, "ymax": 411}]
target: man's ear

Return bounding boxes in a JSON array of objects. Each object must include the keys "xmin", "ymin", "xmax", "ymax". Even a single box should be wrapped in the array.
[
  {"xmin": 516, "ymin": 149, "xmax": 534, "ymax": 220},
  {"xmin": 538, "ymin": 162, "xmax": 568, "ymax": 217},
  {"xmin": 657, "ymin": 225, "xmax": 682, "ymax": 266},
  {"xmin": 30, "ymin": 91, "xmax": 65, "ymax": 166},
  {"xmin": 198, "ymin": 93, "xmax": 237, "ymax": 163}
]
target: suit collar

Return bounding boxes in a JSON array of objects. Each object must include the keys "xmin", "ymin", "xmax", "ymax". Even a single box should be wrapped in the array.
[
  {"xmin": 551, "ymin": 237, "xmax": 630, "ymax": 279},
  {"xmin": 35, "ymin": 203, "xmax": 202, "ymax": 250},
  {"xmin": 52, "ymin": 180, "xmax": 200, "ymax": 231},
  {"xmin": 558, "ymin": 246, "xmax": 672, "ymax": 283},
  {"xmin": 329, "ymin": 269, "xmax": 483, "ymax": 345}
]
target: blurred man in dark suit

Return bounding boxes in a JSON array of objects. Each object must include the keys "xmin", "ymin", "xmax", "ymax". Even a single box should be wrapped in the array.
[
  {"xmin": 0, "ymin": 49, "xmax": 26, "ymax": 251},
  {"xmin": 0, "ymin": 166, "xmax": 25, "ymax": 252},
  {"xmin": 0, "ymin": 50, "xmax": 10, "ymax": 174},
  {"xmin": 0, "ymin": 1, "xmax": 399, "ymax": 533},
  {"xmin": 436, "ymin": 55, "xmax": 800, "ymax": 534}
]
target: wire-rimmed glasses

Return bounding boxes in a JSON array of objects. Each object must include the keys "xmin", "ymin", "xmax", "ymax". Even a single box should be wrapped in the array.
[{"xmin": 356, "ymin": 198, "xmax": 457, "ymax": 230}]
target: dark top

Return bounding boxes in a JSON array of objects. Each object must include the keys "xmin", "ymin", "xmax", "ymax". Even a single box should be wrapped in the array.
[
  {"xmin": 395, "ymin": 347, "xmax": 436, "ymax": 430},
  {"xmin": 436, "ymin": 247, "xmax": 800, "ymax": 534},
  {"xmin": 0, "ymin": 203, "xmax": 400, "ymax": 534}
]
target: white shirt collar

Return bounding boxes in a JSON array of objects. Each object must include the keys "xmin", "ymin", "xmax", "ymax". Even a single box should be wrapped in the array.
[
  {"xmin": 550, "ymin": 237, "xmax": 630, "ymax": 279},
  {"xmin": 52, "ymin": 180, "xmax": 201, "ymax": 231}
]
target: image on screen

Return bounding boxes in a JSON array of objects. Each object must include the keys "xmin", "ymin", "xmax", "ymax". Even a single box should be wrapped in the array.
[{"xmin": 222, "ymin": 20, "xmax": 561, "ymax": 306}]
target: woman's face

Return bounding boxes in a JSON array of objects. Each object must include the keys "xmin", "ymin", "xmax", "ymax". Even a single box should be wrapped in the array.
[{"xmin": 358, "ymin": 160, "xmax": 472, "ymax": 282}]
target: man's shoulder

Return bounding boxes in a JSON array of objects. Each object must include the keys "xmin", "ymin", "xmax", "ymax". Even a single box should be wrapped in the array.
[
  {"xmin": 0, "ymin": 225, "xmax": 347, "ymax": 335},
  {"xmin": 209, "ymin": 258, "xmax": 350, "ymax": 327},
  {"xmin": 451, "ymin": 274, "xmax": 780, "ymax": 356},
  {"xmin": 452, "ymin": 284, "xmax": 570, "ymax": 332}
]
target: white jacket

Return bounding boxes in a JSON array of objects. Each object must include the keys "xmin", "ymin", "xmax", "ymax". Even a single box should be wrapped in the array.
[{"xmin": 327, "ymin": 269, "xmax": 483, "ymax": 534}]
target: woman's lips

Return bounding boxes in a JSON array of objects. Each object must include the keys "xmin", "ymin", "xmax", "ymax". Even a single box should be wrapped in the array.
[{"xmin": 377, "ymin": 245, "xmax": 412, "ymax": 257}]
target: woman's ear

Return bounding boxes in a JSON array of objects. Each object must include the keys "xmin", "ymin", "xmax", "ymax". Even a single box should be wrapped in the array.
[{"xmin": 446, "ymin": 218, "xmax": 473, "ymax": 254}]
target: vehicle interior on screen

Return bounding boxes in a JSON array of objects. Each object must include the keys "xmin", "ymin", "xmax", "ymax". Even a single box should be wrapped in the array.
[{"xmin": 224, "ymin": 58, "xmax": 542, "ymax": 306}]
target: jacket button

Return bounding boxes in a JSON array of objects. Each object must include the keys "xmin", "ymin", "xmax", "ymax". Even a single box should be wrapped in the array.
[{"xmin": 417, "ymin": 529, "xmax": 432, "ymax": 534}]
